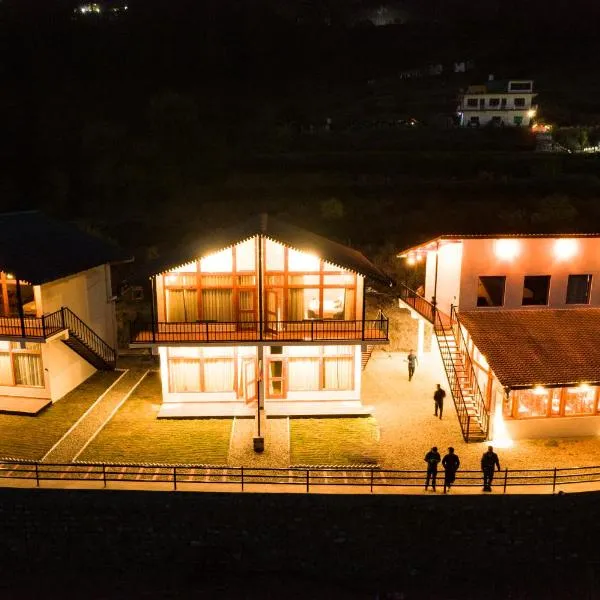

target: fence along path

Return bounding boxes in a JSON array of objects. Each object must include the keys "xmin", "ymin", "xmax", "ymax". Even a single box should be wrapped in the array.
[{"xmin": 1, "ymin": 461, "xmax": 600, "ymax": 494}]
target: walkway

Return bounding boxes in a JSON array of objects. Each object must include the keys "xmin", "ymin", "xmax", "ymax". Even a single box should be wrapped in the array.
[{"xmin": 42, "ymin": 369, "xmax": 149, "ymax": 463}]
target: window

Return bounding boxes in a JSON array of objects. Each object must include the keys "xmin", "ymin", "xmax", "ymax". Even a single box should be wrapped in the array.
[
  {"xmin": 466, "ymin": 98, "xmax": 478, "ymax": 107},
  {"xmin": 477, "ymin": 276, "xmax": 505, "ymax": 307},
  {"xmin": 514, "ymin": 98, "xmax": 526, "ymax": 107},
  {"xmin": 489, "ymin": 98, "xmax": 500, "ymax": 107},
  {"xmin": 0, "ymin": 272, "xmax": 36, "ymax": 317},
  {"xmin": 509, "ymin": 82, "xmax": 532, "ymax": 91},
  {"xmin": 513, "ymin": 116, "xmax": 523, "ymax": 126},
  {"xmin": 0, "ymin": 341, "xmax": 44, "ymax": 387},
  {"xmin": 522, "ymin": 276, "xmax": 550, "ymax": 305},
  {"xmin": 507, "ymin": 386, "xmax": 600, "ymax": 419},
  {"xmin": 564, "ymin": 387, "xmax": 596, "ymax": 415},
  {"xmin": 566, "ymin": 274, "xmax": 592, "ymax": 304},
  {"xmin": 167, "ymin": 347, "xmax": 235, "ymax": 393},
  {"xmin": 287, "ymin": 345, "xmax": 354, "ymax": 392},
  {"xmin": 512, "ymin": 388, "xmax": 550, "ymax": 418},
  {"xmin": 468, "ymin": 116, "xmax": 480, "ymax": 127}
]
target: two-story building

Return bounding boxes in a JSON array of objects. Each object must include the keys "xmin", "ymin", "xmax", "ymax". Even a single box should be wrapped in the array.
[
  {"xmin": 130, "ymin": 215, "xmax": 391, "ymax": 418},
  {"xmin": 457, "ymin": 78, "xmax": 537, "ymax": 128},
  {"xmin": 0, "ymin": 211, "xmax": 125, "ymax": 414},
  {"xmin": 399, "ymin": 234, "xmax": 600, "ymax": 442}
]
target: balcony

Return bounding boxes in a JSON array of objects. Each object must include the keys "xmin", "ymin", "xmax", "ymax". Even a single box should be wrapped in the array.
[
  {"xmin": 0, "ymin": 310, "xmax": 67, "ymax": 341},
  {"xmin": 130, "ymin": 316, "xmax": 389, "ymax": 345}
]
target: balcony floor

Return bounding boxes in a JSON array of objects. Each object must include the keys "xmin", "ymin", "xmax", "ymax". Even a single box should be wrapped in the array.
[{"xmin": 0, "ymin": 396, "xmax": 52, "ymax": 416}]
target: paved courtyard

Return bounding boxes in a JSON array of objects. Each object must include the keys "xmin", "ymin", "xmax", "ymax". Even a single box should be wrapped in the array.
[{"xmin": 0, "ymin": 351, "xmax": 599, "ymax": 472}]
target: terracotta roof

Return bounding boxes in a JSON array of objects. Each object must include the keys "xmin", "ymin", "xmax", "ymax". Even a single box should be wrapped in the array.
[
  {"xmin": 145, "ymin": 214, "xmax": 393, "ymax": 285},
  {"xmin": 0, "ymin": 211, "xmax": 130, "ymax": 285},
  {"xmin": 458, "ymin": 309, "xmax": 600, "ymax": 389}
]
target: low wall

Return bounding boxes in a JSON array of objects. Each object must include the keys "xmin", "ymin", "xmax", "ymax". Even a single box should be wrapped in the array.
[{"xmin": 1, "ymin": 488, "xmax": 599, "ymax": 598}]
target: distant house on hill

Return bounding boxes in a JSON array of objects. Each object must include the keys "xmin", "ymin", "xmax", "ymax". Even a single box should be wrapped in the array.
[{"xmin": 457, "ymin": 77, "xmax": 537, "ymax": 128}]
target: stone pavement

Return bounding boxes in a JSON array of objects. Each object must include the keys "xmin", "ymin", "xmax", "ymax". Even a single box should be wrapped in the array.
[{"xmin": 42, "ymin": 369, "xmax": 149, "ymax": 463}]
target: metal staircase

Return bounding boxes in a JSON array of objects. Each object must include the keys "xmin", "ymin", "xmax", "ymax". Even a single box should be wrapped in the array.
[
  {"xmin": 399, "ymin": 284, "xmax": 489, "ymax": 442},
  {"xmin": 58, "ymin": 307, "xmax": 117, "ymax": 370},
  {"xmin": 361, "ymin": 345, "xmax": 375, "ymax": 370}
]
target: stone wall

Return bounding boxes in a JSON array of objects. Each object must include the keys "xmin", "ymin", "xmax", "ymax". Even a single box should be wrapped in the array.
[
  {"xmin": 1, "ymin": 488, "xmax": 599, "ymax": 598},
  {"xmin": 366, "ymin": 293, "xmax": 432, "ymax": 352}
]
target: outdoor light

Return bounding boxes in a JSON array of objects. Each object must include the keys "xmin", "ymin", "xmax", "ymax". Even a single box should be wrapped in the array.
[
  {"xmin": 533, "ymin": 385, "xmax": 546, "ymax": 395},
  {"xmin": 494, "ymin": 239, "xmax": 520, "ymax": 260},
  {"xmin": 406, "ymin": 255, "xmax": 416, "ymax": 266},
  {"xmin": 527, "ymin": 109, "xmax": 536, "ymax": 118},
  {"xmin": 579, "ymin": 383, "xmax": 591, "ymax": 391},
  {"xmin": 416, "ymin": 254, "xmax": 423, "ymax": 262},
  {"xmin": 553, "ymin": 238, "xmax": 578, "ymax": 260}
]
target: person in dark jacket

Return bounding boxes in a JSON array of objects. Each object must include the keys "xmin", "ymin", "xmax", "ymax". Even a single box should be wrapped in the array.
[
  {"xmin": 433, "ymin": 384, "xmax": 446, "ymax": 419},
  {"xmin": 424, "ymin": 446, "xmax": 441, "ymax": 491},
  {"xmin": 481, "ymin": 445, "xmax": 501, "ymax": 491},
  {"xmin": 442, "ymin": 447, "xmax": 460, "ymax": 494},
  {"xmin": 406, "ymin": 350, "xmax": 418, "ymax": 382}
]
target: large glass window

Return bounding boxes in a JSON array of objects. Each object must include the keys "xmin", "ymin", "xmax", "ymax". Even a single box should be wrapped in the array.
[
  {"xmin": 0, "ymin": 272, "xmax": 36, "ymax": 317},
  {"xmin": 508, "ymin": 386, "xmax": 600, "ymax": 419},
  {"xmin": 513, "ymin": 388, "xmax": 550, "ymax": 418},
  {"xmin": 566, "ymin": 274, "xmax": 592, "ymax": 304},
  {"xmin": 167, "ymin": 347, "xmax": 236, "ymax": 393},
  {"xmin": 564, "ymin": 387, "xmax": 596, "ymax": 415},
  {"xmin": 0, "ymin": 341, "xmax": 44, "ymax": 387},
  {"xmin": 287, "ymin": 346, "xmax": 354, "ymax": 393},
  {"xmin": 522, "ymin": 276, "xmax": 550, "ymax": 305},
  {"xmin": 477, "ymin": 276, "xmax": 505, "ymax": 307}
]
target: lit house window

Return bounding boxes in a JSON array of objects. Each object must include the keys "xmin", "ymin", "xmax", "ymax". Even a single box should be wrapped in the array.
[
  {"xmin": 522, "ymin": 276, "xmax": 550, "ymax": 306},
  {"xmin": 167, "ymin": 347, "xmax": 235, "ymax": 393},
  {"xmin": 566, "ymin": 275, "xmax": 592, "ymax": 304},
  {"xmin": 287, "ymin": 345, "xmax": 354, "ymax": 392},
  {"xmin": 0, "ymin": 342, "xmax": 44, "ymax": 387},
  {"xmin": 477, "ymin": 276, "xmax": 505, "ymax": 307}
]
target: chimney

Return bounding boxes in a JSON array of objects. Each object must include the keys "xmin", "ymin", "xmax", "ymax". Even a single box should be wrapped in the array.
[{"xmin": 488, "ymin": 73, "xmax": 494, "ymax": 81}]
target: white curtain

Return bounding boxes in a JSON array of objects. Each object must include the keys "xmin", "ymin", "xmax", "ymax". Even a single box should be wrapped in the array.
[
  {"xmin": 288, "ymin": 289, "xmax": 304, "ymax": 320},
  {"xmin": 323, "ymin": 357, "xmax": 353, "ymax": 390},
  {"xmin": 202, "ymin": 289, "xmax": 233, "ymax": 321},
  {"xmin": 0, "ymin": 353, "xmax": 12, "ymax": 385},
  {"xmin": 13, "ymin": 354, "xmax": 43, "ymax": 387},
  {"xmin": 288, "ymin": 358, "xmax": 319, "ymax": 391},
  {"xmin": 169, "ymin": 359, "xmax": 201, "ymax": 392},
  {"xmin": 166, "ymin": 289, "xmax": 198, "ymax": 322},
  {"xmin": 203, "ymin": 359, "xmax": 234, "ymax": 392}
]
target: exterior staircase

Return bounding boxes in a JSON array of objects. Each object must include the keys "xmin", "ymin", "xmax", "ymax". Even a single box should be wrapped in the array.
[
  {"xmin": 59, "ymin": 307, "xmax": 117, "ymax": 370},
  {"xmin": 361, "ymin": 345, "xmax": 375, "ymax": 370},
  {"xmin": 399, "ymin": 284, "xmax": 489, "ymax": 442}
]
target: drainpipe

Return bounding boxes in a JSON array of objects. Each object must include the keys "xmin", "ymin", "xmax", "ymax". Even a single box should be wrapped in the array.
[{"xmin": 15, "ymin": 277, "xmax": 26, "ymax": 339}]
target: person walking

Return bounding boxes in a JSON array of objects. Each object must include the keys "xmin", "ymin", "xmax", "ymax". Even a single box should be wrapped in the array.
[
  {"xmin": 424, "ymin": 446, "xmax": 441, "ymax": 491},
  {"xmin": 442, "ymin": 447, "xmax": 460, "ymax": 494},
  {"xmin": 433, "ymin": 384, "xmax": 446, "ymax": 419},
  {"xmin": 406, "ymin": 350, "xmax": 418, "ymax": 382},
  {"xmin": 481, "ymin": 445, "xmax": 501, "ymax": 492}
]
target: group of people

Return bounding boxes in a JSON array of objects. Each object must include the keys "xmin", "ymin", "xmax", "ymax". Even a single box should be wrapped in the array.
[{"xmin": 424, "ymin": 445, "xmax": 502, "ymax": 493}]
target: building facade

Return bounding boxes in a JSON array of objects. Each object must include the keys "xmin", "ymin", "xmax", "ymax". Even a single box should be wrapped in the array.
[
  {"xmin": 0, "ymin": 212, "xmax": 124, "ymax": 414},
  {"xmin": 457, "ymin": 79, "xmax": 537, "ymax": 128},
  {"xmin": 130, "ymin": 216, "xmax": 391, "ymax": 418},
  {"xmin": 400, "ymin": 234, "xmax": 600, "ymax": 441}
]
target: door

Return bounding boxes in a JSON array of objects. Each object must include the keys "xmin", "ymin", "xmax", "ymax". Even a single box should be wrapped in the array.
[
  {"xmin": 237, "ymin": 289, "xmax": 256, "ymax": 331},
  {"xmin": 265, "ymin": 355, "xmax": 285, "ymax": 399},
  {"xmin": 241, "ymin": 358, "xmax": 257, "ymax": 403},
  {"xmin": 265, "ymin": 289, "xmax": 282, "ymax": 334}
]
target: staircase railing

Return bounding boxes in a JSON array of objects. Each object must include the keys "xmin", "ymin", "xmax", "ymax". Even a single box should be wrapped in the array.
[
  {"xmin": 398, "ymin": 283, "xmax": 435, "ymax": 323},
  {"xmin": 61, "ymin": 307, "xmax": 117, "ymax": 368},
  {"xmin": 449, "ymin": 305, "xmax": 490, "ymax": 438}
]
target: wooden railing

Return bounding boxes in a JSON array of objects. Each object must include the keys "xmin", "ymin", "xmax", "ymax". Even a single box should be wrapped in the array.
[
  {"xmin": 2, "ymin": 460, "xmax": 600, "ymax": 495},
  {"xmin": 130, "ymin": 315, "xmax": 389, "ymax": 344}
]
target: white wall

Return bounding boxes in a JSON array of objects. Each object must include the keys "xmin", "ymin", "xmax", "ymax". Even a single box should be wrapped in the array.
[
  {"xmin": 424, "ymin": 243, "xmax": 462, "ymax": 314},
  {"xmin": 458, "ymin": 237, "xmax": 600, "ymax": 310},
  {"xmin": 44, "ymin": 338, "xmax": 96, "ymax": 401},
  {"xmin": 505, "ymin": 415, "xmax": 600, "ymax": 439},
  {"xmin": 40, "ymin": 265, "xmax": 116, "ymax": 346}
]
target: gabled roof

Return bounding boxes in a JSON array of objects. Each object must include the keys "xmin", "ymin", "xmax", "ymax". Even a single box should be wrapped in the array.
[
  {"xmin": 397, "ymin": 233, "xmax": 600, "ymax": 257},
  {"xmin": 0, "ymin": 211, "xmax": 130, "ymax": 285},
  {"xmin": 146, "ymin": 214, "xmax": 393, "ymax": 285},
  {"xmin": 458, "ymin": 309, "xmax": 600, "ymax": 389}
]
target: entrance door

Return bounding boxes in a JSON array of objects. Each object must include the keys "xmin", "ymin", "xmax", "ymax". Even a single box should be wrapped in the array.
[{"xmin": 241, "ymin": 358, "xmax": 257, "ymax": 404}]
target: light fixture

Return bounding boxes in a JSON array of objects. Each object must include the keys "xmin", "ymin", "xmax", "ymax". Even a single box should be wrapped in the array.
[
  {"xmin": 416, "ymin": 254, "xmax": 423, "ymax": 262},
  {"xmin": 578, "ymin": 383, "xmax": 591, "ymax": 391},
  {"xmin": 406, "ymin": 255, "xmax": 416, "ymax": 266},
  {"xmin": 494, "ymin": 239, "xmax": 520, "ymax": 261},
  {"xmin": 553, "ymin": 238, "xmax": 578, "ymax": 261},
  {"xmin": 533, "ymin": 385, "xmax": 546, "ymax": 395},
  {"xmin": 527, "ymin": 109, "xmax": 536, "ymax": 118}
]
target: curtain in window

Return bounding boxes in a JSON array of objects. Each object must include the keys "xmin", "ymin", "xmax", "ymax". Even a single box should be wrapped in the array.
[
  {"xmin": 323, "ymin": 357, "xmax": 353, "ymax": 390},
  {"xmin": 288, "ymin": 289, "xmax": 304, "ymax": 320},
  {"xmin": 13, "ymin": 354, "xmax": 43, "ymax": 387},
  {"xmin": 169, "ymin": 359, "xmax": 201, "ymax": 392},
  {"xmin": 202, "ymin": 289, "xmax": 233, "ymax": 321},
  {"xmin": 0, "ymin": 353, "xmax": 12, "ymax": 385},
  {"xmin": 288, "ymin": 358, "xmax": 319, "ymax": 391},
  {"xmin": 203, "ymin": 359, "xmax": 234, "ymax": 392},
  {"xmin": 166, "ymin": 289, "xmax": 198, "ymax": 322},
  {"xmin": 343, "ymin": 289, "xmax": 355, "ymax": 320}
]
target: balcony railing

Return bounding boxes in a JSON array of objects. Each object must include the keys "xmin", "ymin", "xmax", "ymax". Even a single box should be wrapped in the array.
[
  {"xmin": 0, "ymin": 309, "xmax": 67, "ymax": 340},
  {"xmin": 130, "ymin": 315, "xmax": 389, "ymax": 344}
]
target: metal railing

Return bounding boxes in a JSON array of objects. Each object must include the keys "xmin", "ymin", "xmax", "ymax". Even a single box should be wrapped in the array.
[
  {"xmin": 398, "ymin": 283, "xmax": 435, "ymax": 323},
  {"xmin": 130, "ymin": 316, "xmax": 389, "ymax": 344},
  {"xmin": 2, "ymin": 460, "xmax": 600, "ymax": 494}
]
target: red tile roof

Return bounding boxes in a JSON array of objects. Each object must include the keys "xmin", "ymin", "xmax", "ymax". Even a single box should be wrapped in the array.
[{"xmin": 458, "ymin": 309, "xmax": 600, "ymax": 389}]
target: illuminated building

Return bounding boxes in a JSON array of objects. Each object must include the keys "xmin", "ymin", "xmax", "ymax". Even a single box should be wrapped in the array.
[
  {"xmin": 399, "ymin": 234, "xmax": 600, "ymax": 441},
  {"xmin": 0, "ymin": 212, "xmax": 124, "ymax": 414},
  {"xmin": 130, "ymin": 215, "xmax": 391, "ymax": 418},
  {"xmin": 457, "ymin": 77, "xmax": 537, "ymax": 128}
]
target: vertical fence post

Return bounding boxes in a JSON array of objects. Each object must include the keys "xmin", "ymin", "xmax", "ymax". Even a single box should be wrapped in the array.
[
  {"xmin": 173, "ymin": 466, "xmax": 177, "ymax": 491},
  {"xmin": 35, "ymin": 462, "xmax": 40, "ymax": 487},
  {"xmin": 306, "ymin": 469, "xmax": 310, "ymax": 493},
  {"xmin": 503, "ymin": 468, "xmax": 508, "ymax": 494},
  {"xmin": 370, "ymin": 469, "xmax": 374, "ymax": 493},
  {"xmin": 552, "ymin": 467, "xmax": 557, "ymax": 494},
  {"xmin": 241, "ymin": 466, "xmax": 244, "ymax": 492},
  {"xmin": 103, "ymin": 464, "xmax": 107, "ymax": 488}
]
